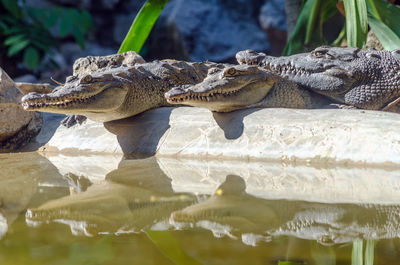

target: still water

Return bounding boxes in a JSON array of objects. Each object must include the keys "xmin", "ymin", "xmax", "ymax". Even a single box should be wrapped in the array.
[{"xmin": 1, "ymin": 152, "xmax": 400, "ymax": 265}]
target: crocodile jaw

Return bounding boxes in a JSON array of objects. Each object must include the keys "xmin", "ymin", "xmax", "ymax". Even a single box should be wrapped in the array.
[
  {"xmin": 21, "ymin": 81, "xmax": 129, "ymax": 121},
  {"xmin": 165, "ymin": 71, "xmax": 274, "ymax": 112}
]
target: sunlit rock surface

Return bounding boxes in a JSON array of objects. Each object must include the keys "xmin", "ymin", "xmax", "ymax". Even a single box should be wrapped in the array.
[
  {"xmin": 36, "ymin": 107, "xmax": 400, "ymax": 165},
  {"xmin": 0, "ymin": 68, "xmax": 42, "ymax": 151}
]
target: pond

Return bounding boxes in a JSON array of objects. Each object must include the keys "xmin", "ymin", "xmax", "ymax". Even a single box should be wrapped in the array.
[{"xmin": 1, "ymin": 152, "xmax": 400, "ymax": 265}]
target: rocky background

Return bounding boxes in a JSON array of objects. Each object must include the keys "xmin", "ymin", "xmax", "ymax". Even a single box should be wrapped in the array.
[{"xmin": 11, "ymin": 0, "xmax": 287, "ymax": 84}]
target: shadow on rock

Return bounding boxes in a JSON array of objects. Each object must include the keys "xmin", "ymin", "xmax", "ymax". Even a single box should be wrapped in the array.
[
  {"xmin": 212, "ymin": 108, "xmax": 260, "ymax": 139},
  {"xmin": 21, "ymin": 113, "xmax": 66, "ymax": 152},
  {"xmin": 104, "ymin": 107, "xmax": 172, "ymax": 158}
]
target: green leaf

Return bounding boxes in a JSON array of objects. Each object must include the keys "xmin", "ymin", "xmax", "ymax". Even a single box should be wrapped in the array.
[
  {"xmin": 7, "ymin": 39, "xmax": 30, "ymax": 56},
  {"xmin": 4, "ymin": 34, "xmax": 25, "ymax": 46},
  {"xmin": 31, "ymin": 40, "xmax": 51, "ymax": 53},
  {"xmin": 72, "ymin": 27, "xmax": 85, "ymax": 49},
  {"xmin": 118, "ymin": 0, "xmax": 169, "ymax": 53},
  {"xmin": 343, "ymin": 0, "xmax": 368, "ymax": 48},
  {"xmin": 283, "ymin": 0, "xmax": 337, "ymax": 55},
  {"xmin": 42, "ymin": 10, "xmax": 59, "ymax": 29},
  {"xmin": 0, "ymin": 0, "xmax": 21, "ymax": 18},
  {"xmin": 305, "ymin": 0, "xmax": 321, "ymax": 44},
  {"xmin": 80, "ymin": 10, "xmax": 93, "ymax": 31},
  {"xmin": 58, "ymin": 12, "xmax": 73, "ymax": 37},
  {"xmin": 283, "ymin": 0, "xmax": 317, "ymax": 55},
  {"xmin": 368, "ymin": 15, "xmax": 400, "ymax": 50},
  {"xmin": 367, "ymin": 0, "xmax": 400, "ymax": 37},
  {"xmin": 0, "ymin": 21, "xmax": 8, "ymax": 31},
  {"xmin": 332, "ymin": 25, "xmax": 346, "ymax": 46},
  {"xmin": 3, "ymin": 25, "xmax": 25, "ymax": 35},
  {"xmin": 366, "ymin": 0, "xmax": 381, "ymax": 19},
  {"xmin": 321, "ymin": 0, "xmax": 339, "ymax": 21},
  {"xmin": 357, "ymin": 0, "xmax": 368, "ymax": 33},
  {"xmin": 23, "ymin": 47, "xmax": 40, "ymax": 69}
]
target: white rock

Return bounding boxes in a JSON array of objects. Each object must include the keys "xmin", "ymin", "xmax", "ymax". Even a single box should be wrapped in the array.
[{"xmin": 37, "ymin": 107, "xmax": 400, "ymax": 165}]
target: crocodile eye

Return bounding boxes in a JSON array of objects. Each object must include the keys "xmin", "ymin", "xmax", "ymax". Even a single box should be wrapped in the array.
[
  {"xmin": 366, "ymin": 53, "xmax": 381, "ymax": 59},
  {"xmin": 223, "ymin": 67, "xmax": 237, "ymax": 77},
  {"xmin": 208, "ymin": 67, "xmax": 220, "ymax": 75},
  {"xmin": 392, "ymin": 49, "xmax": 400, "ymax": 57},
  {"xmin": 66, "ymin": 75, "xmax": 78, "ymax": 83},
  {"xmin": 325, "ymin": 53, "xmax": 334, "ymax": 59},
  {"xmin": 80, "ymin": 74, "xmax": 93, "ymax": 84},
  {"xmin": 313, "ymin": 51, "xmax": 327, "ymax": 58},
  {"xmin": 312, "ymin": 47, "xmax": 329, "ymax": 58}
]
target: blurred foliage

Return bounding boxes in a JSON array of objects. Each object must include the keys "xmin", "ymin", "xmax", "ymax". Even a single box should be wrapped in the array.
[
  {"xmin": 283, "ymin": 0, "xmax": 400, "ymax": 55},
  {"xmin": 0, "ymin": 0, "xmax": 93, "ymax": 70},
  {"xmin": 118, "ymin": 0, "xmax": 168, "ymax": 54}
]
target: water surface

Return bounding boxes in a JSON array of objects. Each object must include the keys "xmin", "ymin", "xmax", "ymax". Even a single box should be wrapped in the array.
[{"xmin": 1, "ymin": 152, "xmax": 400, "ymax": 265}]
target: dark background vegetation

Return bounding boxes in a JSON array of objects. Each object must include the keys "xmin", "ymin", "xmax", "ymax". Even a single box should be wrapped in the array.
[
  {"xmin": 0, "ymin": 0, "xmax": 286, "ymax": 82},
  {"xmin": 1, "ymin": 0, "xmax": 400, "ymax": 83}
]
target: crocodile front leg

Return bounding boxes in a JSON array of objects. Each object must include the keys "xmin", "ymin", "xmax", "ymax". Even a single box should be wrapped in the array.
[{"xmin": 61, "ymin": 115, "xmax": 87, "ymax": 128}]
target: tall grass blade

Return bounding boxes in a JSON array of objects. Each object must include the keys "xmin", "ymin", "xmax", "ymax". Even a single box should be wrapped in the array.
[
  {"xmin": 118, "ymin": 0, "xmax": 168, "ymax": 54},
  {"xmin": 283, "ymin": 0, "xmax": 321, "ymax": 55},
  {"xmin": 357, "ymin": 0, "xmax": 368, "ymax": 33},
  {"xmin": 368, "ymin": 14, "xmax": 400, "ymax": 50},
  {"xmin": 365, "ymin": 239, "xmax": 375, "ymax": 265},
  {"xmin": 366, "ymin": 0, "xmax": 382, "ymax": 20},
  {"xmin": 351, "ymin": 240, "xmax": 363, "ymax": 265},
  {"xmin": 305, "ymin": 0, "xmax": 321, "ymax": 44},
  {"xmin": 343, "ymin": 0, "xmax": 367, "ymax": 48}
]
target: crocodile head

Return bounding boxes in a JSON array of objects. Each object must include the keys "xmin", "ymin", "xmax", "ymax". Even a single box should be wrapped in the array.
[
  {"xmin": 165, "ymin": 65, "xmax": 276, "ymax": 112},
  {"xmin": 21, "ymin": 69, "xmax": 130, "ymax": 122},
  {"xmin": 238, "ymin": 46, "xmax": 400, "ymax": 109}
]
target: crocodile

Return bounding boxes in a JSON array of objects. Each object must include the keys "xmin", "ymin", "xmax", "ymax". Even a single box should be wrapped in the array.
[
  {"xmin": 166, "ymin": 46, "xmax": 400, "ymax": 113},
  {"xmin": 165, "ymin": 64, "xmax": 314, "ymax": 112},
  {"xmin": 21, "ymin": 52, "xmax": 219, "ymax": 123},
  {"xmin": 237, "ymin": 46, "xmax": 400, "ymax": 111}
]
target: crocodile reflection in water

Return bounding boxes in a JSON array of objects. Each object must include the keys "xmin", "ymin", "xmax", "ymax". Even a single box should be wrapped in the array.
[
  {"xmin": 171, "ymin": 175, "xmax": 400, "ymax": 246},
  {"xmin": 26, "ymin": 158, "xmax": 196, "ymax": 236},
  {"xmin": 26, "ymin": 157, "xmax": 400, "ymax": 244}
]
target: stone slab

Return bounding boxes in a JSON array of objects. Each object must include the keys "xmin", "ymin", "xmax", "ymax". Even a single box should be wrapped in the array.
[{"xmin": 35, "ymin": 107, "xmax": 400, "ymax": 166}]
